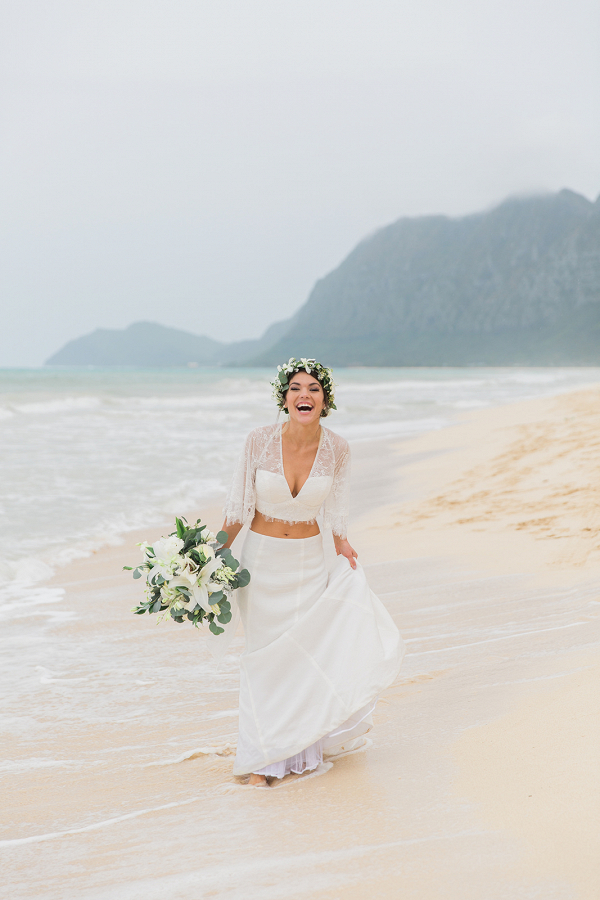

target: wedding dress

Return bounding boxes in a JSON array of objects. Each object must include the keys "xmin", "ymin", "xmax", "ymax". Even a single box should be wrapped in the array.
[{"xmin": 223, "ymin": 423, "xmax": 404, "ymax": 778}]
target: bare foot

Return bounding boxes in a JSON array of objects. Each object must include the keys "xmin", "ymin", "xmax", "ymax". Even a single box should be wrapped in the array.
[{"xmin": 248, "ymin": 773, "xmax": 268, "ymax": 787}]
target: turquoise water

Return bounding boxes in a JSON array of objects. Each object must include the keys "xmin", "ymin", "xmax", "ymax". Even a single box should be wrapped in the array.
[{"xmin": 1, "ymin": 366, "xmax": 599, "ymax": 581}]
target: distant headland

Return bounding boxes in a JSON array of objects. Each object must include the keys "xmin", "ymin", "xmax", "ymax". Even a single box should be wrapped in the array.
[{"xmin": 46, "ymin": 188, "xmax": 600, "ymax": 368}]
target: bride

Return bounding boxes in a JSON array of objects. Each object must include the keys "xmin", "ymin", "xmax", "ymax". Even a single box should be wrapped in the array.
[{"xmin": 220, "ymin": 358, "xmax": 404, "ymax": 786}]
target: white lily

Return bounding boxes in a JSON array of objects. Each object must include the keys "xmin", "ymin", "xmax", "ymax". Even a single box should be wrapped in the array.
[
  {"xmin": 174, "ymin": 555, "xmax": 225, "ymax": 612},
  {"xmin": 165, "ymin": 576, "xmax": 194, "ymax": 609},
  {"xmin": 158, "ymin": 582, "xmax": 182, "ymax": 607},
  {"xmin": 177, "ymin": 560, "xmax": 199, "ymax": 586}
]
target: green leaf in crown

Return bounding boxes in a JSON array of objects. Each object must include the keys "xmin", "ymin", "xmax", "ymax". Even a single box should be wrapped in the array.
[{"xmin": 124, "ymin": 518, "xmax": 250, "ymax": 634}]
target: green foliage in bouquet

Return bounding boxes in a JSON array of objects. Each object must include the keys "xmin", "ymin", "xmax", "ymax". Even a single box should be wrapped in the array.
[{"xmin": 124, "ymin": 517, "xmax": 250, "ymax": 635}]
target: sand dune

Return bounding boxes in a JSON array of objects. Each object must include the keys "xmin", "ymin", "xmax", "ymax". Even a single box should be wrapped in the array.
[
  {"xmin": 361, "ymin": 386, "xmax": 600, "ymax": 581},
  {"xmin": 406, "ymin": 388, "xmax": 600, "ymax": 555}
]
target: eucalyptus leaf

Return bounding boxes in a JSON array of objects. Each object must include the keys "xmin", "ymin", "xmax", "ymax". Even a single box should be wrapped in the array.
[
  {"xmin": 132, "ymin": 569, "xmax": 142, "ymax": 580},
  {"xmin": 209, "ymin": 621, "xmax": 225, "ymax": 635},
  {"xmin": 216, "ymin": 530, "xmax": 228, "ymax": 544},
  {"xmin": 235, "ymin": 569, "xmax": 251, "ymax": 587},
  {"xmin": 217, "ymin": 610, "xmax": 232, "ymax": 624}
]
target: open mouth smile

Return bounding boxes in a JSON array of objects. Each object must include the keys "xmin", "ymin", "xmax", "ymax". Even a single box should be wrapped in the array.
[{"xmin": 296, "ymin": 403, "xmax": 314, "ymax": 412}]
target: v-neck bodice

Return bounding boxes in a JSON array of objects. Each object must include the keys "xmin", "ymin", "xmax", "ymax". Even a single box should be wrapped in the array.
[
  {"xmin": 223, "ymin": 423, "xmax": 351, "ymax": 538},
  {"xmin": 254, "ymin": 469, "xmax": 333, "ymax": 523},
  {"xmin": 280, "ymin": 424, "xmax": 323, "ymax": 498},
  {"xmin": 256, "ymin": 424, "xmax": 331, "ymax": 523}
]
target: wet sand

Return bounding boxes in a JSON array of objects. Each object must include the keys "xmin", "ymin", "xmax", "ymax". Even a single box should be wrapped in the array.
[{"xmin": 2, "ymin": 387, "xmax": 599, "ymax": 899}]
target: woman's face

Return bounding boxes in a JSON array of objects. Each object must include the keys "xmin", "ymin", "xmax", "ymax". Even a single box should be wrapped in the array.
[{"xmin": 283, "ymin": 371, "xmax": 326, "ymax": 425}]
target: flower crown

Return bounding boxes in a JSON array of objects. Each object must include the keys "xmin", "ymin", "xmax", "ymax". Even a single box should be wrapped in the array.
[{"xmin": 271, "ymin": 358, "xmax": 337, "ymax": 417}]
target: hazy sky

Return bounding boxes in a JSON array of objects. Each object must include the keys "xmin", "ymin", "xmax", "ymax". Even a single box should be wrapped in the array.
[{"xmin": 1, "ymin": 0, "xmax": 599, "ymax": 366}]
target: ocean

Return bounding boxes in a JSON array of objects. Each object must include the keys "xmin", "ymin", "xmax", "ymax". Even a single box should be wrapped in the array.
[{"xmin": 1, "ymin": 365, "xmax": 599, "ymax": 584}]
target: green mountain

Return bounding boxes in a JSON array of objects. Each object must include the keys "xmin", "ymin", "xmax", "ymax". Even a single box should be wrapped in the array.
[
  {"xmin": 46, "ymin": 189, "xmax": 600, "ymax": 368},
  {"xmin": 45, "ymin": 319, "xmax": 293, "ymax": 367},
  {"xmin": 46, "ymin": 321, "xmax": 222, "ymax": 367},
  {"xmin": 248, "ymin": 189, "xmax": 600, "ymax": 366}
]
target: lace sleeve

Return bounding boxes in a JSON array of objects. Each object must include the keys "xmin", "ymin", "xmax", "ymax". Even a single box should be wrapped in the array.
[
  {"xmin": 322, "ymin": 436, "xmax": 350, "ymax": 539},
  {"xmin": 223, "ymin": 430, "xmax": 257, "ymax": 528}
]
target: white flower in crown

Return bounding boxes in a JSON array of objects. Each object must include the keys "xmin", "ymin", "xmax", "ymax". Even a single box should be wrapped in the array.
[{"xmin": 270, "ymin": 357, "xmax": 337, "ymax": 416}]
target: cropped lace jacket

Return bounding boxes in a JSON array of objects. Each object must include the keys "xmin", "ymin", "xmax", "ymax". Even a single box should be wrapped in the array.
[{"xmin": 223, "ymin": 423, "xmax": 350, "ymax": 539}]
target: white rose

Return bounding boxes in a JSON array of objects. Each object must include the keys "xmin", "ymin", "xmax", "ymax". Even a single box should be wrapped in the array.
[
  {"xmin": 147, "ymin": 535, "xmax": 185, "ymax": 581},
  {"xmin": 200, "ymin": 543, "xmax": 216, "ymax": 561}
]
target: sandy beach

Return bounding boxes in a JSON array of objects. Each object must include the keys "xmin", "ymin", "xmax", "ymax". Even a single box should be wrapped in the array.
[{"xmin": 2, "ymin": 385, "xmax": 599, "ymax": 899}]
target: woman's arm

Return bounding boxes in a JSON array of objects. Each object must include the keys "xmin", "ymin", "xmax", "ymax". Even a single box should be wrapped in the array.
[
  {"xmin": 325, "ymin": 434, "xmax": 355, "ymax": 567},
  {"xmin": 220, "ymin": 521, "xmax": 243, "ymax": 549},
  {"xmin": 333, "ymin": 533, "xmax": 358, "ymax": 569},
  {"xmin": 221, "ymin": 429, "xmax": 258, "ymax": 545}
]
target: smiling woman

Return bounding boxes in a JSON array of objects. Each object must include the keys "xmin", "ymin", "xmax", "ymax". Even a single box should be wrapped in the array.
[{"xmin": 219, "ymin": 358, "xmax": 404, "ymax": 786}]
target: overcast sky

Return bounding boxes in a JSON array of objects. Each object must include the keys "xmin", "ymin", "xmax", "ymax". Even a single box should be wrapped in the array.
[{"xmin": 1, "ymin": 0, "xmax": 599, "ymax": 366}]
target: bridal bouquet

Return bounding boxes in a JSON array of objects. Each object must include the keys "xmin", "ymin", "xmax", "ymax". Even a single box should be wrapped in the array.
[{"xmin": 124, "ymin": 518, "xmax": 250, "ymax": 635}]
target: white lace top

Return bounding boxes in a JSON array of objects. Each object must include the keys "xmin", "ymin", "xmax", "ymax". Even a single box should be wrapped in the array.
[{"xmin": 224, "ymin": 423, "xmax": 350, "ymax": 539}]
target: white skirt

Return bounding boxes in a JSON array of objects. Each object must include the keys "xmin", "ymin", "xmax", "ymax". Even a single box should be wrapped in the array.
[{"xmin": 233, "ymin": 531, "xmax": 404, "ymax": 778}]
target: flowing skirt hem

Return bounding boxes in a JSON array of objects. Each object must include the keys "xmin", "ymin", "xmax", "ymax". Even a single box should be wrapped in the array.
[
  {"xmin": 251, "ymin": 698, "xmax": 378, "ymax": 779},
  {"xmin": 252, "ymin": 742, "xmax": 323, "ymax": 778}
]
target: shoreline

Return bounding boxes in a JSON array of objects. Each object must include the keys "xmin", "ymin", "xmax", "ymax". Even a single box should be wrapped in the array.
[{"xmin": 2, "ymin": 384, "xmax": 599, "ymax": 899}]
